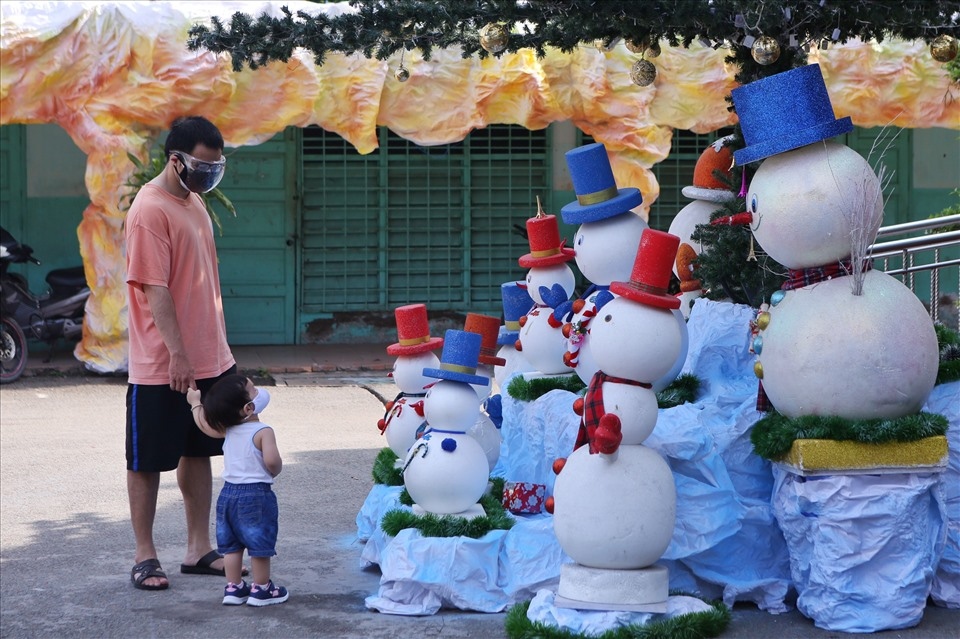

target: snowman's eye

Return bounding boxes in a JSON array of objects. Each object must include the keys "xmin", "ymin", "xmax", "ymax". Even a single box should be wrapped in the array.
[
  {"xmin": 604, "ymin": 314, "xmax": 612, "ymax": 322},
  {"xmin": 750, "ymin": 194, "xmax": 758, "ymax": 214},
  {"xmin": 576, "ymin": 235, "xmax": 584, "ymax": 246},
  {"xmin": 526, "ymin": 274, "xmax": 532, "ymax": 284}
]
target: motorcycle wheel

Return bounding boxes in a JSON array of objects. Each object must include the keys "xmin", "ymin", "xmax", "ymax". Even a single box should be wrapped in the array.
[{"xmin": 0, "ymin": 315, "xmax": 28, "ymax": 384}]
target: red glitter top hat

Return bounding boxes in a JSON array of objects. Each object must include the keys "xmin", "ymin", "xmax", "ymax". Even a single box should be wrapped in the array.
[
  {"xmin": 610, "ymin": 229, "xmax": 682, "ymax": 310},
  {"xmin": 386, "ymin": 304, "xmax": 445, "ymax": 356},
  {"xmin": 518, "ymin": 201, "xmax": 575, "ymax": 269},
  {"xmin": 464, "ymin": 313, "xmax": 506, "ymax": 366},
  {"xmin": 681, "ymin": 136, "xmax": 736, "ymax": 203}
]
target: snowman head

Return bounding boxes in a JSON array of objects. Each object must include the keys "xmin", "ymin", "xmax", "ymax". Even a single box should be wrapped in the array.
[
  {"xmin": 424, "ymin": 379, "xmax": 483, "ymax": 432},
  {"xmin": 747, "ymin": 142, "xmax": 883, "ymax": 269},
  {"xmin": 392, "ymin": 351, "xmax": 440, "ymax": 394},
  {"xmin": 573, "ymin": 213, "xmax": 648, "ymax": 286},
  {"xmin": 525, "ymin": 264, "xmax": 577, "ymax": 306}
]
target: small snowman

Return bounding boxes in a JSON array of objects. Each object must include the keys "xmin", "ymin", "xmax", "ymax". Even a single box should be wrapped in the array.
[
  {"xmin": 731, "ymin": 64, "xmax": 939, "ymax": 420},
  {"xmin": 517, "ymin": 203, "xmax": 577, "ymax": 377},
  {"xmin": 668, "ymin": 136, "xmax": 737, "ymax": 318},
  {"xmin": 493, "ymin": 281, "xmax": 536, "ymax": 389},
  {"xmin": 558, "ymin": 142, "xmax": 688, "ymax": 393},
  {"xmin": 463, "ymin": 312, "xmax": 505, "ymax": 472},
  {"xmin": 379, "ymin": 304, "xmax": 443, "ymax": 461},
  {"xmin": 402, "ymin": 329, "xmax": 491, "ymax": 518},
  {"xmin": 550, "ymin": 229, "xmax": 683, "ymax": 611}
]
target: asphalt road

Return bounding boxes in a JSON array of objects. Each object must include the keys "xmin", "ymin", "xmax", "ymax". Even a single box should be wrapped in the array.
[{"xmin": 1, "ymin": 375, "xmax": 957, "ymax": 638}]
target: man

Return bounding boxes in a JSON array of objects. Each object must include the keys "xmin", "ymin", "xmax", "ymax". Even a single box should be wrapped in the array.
[{"xmin": 125, "ymin": 116, "xmax": 239, "ymax": 590}]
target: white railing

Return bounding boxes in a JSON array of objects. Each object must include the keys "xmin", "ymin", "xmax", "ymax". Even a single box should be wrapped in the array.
[{"xmin": 870, "ymin": 213, "xmax": 960, "ymax": 329}]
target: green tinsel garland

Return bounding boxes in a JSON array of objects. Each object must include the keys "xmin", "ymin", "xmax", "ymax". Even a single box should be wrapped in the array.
[
  {"xmin": 504, "ymin": 594, "xmax": 730, "ymax": 639},
  {"xmin": 507, "ymin": 374, "xmax": 587, "ymax": 401},
  {"xmin": 372, "ymin": 447, "xmax": 404, "ymax": 486},
  {"xmin": 507, "ymin": 373, "xmax": 702, "ymax": 406},
  {"xmin": 750, "ymin": 411, "xmax": 950, "ymax": 461},
  {"xmin": 381, "ymin": 477, "xmax": 514, "ymax": 538}
]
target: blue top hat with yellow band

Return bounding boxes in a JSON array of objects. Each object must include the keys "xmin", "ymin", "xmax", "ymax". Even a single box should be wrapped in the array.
[
  {"xmin": 423, "ymin": 329, "xmax": 490, "ymax": 386},
  {"xmin": 732, "ymin": 63, "xmax": 853, "ymax": 166},
  {"xmin": 560, "ymin": 143, "xmax": 642, "ymax": 225},
  {"xmin": 497, "ymin": 281, "xmax": 534, "ymax": 346}
]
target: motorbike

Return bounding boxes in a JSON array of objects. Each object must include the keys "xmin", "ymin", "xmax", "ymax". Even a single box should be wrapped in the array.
[{"xmin": 0, "ymin": 226, "xmax": 90, "ymax": 384}]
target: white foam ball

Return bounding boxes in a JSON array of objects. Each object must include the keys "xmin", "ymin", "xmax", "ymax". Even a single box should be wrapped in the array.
[
  {"xmin": 573, "ymin": 213, "xmax": 647, "ymax": 285},
  {"xmin": 424, "ymin": 379, "xmax": 482, "ymax": 432}
]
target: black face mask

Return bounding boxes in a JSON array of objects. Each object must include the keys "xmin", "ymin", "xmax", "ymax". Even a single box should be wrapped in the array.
[{"xmin": 172, "ymin": 151, "xmax": 226, "ymax": 193}]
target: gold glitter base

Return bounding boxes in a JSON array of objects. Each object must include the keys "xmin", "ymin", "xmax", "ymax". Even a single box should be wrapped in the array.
[{"xmin": 778, "ymin": 437, "xmax": 949, "ymax": 476}]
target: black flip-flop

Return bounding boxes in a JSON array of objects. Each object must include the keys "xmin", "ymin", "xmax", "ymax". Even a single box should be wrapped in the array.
[
  {"xmin": 180, "ymin": 550, "xmax": 248, "ymax": 576},
  {"xmin": 131, "ymin": 558, "xmax": 169, "ymax": 590}
]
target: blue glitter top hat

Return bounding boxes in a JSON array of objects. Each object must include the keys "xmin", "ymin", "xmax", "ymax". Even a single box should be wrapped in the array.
[
  {"xmin": 732, "ymin": 64, "xmax": 852, "ymax": 166},
  {"xmin": 423, "ymin": 329, "xmax": 490, "ymax": 386},
  {"xmin": 497, "ymin": 281, "xmax": 534, "ymax": 346},
  {"xmin": 560, "ymin": 143, "xmax": 642, "ymax": 225}
]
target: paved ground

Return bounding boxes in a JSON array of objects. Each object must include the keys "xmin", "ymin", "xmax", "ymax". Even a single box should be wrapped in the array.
[{"xmin": 1, "ymin": 371, "xmax": 958, "ymax": 638}]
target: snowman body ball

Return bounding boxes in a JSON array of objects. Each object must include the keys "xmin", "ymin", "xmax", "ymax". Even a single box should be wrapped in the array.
[
  {"xmin": 402, "ymin": 330, "xmax": 491, "ymax": 518},
  {"xmin": 517, "ymin": 211, "xmax": 577, "ymax": 376},
  {"xmin": 551, "ymin": 229, "xmax": 682, "ymax": 610},
  {"xmin": 493, "ymin": 281, "xmax": 536, "ymax": 388},
  {"xmin": 463, "ymin": 312, "xmax": 506, "ymax": 472},
  {"xmin": 732, "ymin": 65, "xmax": 939, "ymax": 420},
  {"xmin": 380, "ymin": 305, "xmax": 443, "ymax": 459}
]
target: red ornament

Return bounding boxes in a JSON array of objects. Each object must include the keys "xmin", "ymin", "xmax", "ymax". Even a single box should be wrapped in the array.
[
  {"xmin": 384, "ymin": 400, "xmax": 395, "ymax": 412},
  {"xmin": 514, "ymin": 339, "xmax": 523, "ymax": 351},
  {"xmin": 518, "ymin": 315, "xmax": 528, "ymax": 328},
  {"xmin": 544, "ymin": 496, "xmax": 555, "ymax": 514},
  {"xmin": 562, "ymin": 351, "xmax": 577, "ymax": 367},
  {"xmin": 547, "ymin": 314, "xmax": 563, "ymax": 328},
  {"xmin": 572, "ymin": 298, "xmax": 586, "ymax": 314},
  {"xmin": 552, "ymin": 457, "xmax": 566, "ymax": 475},
  {"xmin": 572, "ymin": 397, "xmax": 585, "ymax": 415},
  {"xmin": 376, "ymin": 418, "xmax": 387, "ymax": 434},
  {"xmin": 561, "ymin": 323, "xmax": 573, "ymax": 338}
]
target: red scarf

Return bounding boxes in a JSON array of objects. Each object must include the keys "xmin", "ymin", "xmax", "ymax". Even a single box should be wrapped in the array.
[{"xmin": 575, "ymin": 371, "xmax": 651, "ymax": 454}]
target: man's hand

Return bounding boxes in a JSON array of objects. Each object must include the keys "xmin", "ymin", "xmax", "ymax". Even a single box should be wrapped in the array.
[
  {"xmin": 169, "ymin": 352, "xmax": 195, "ymax": 394},
  {"xmin": 142, "ymin": 284, "xmax": 194, "ymax": 393}
]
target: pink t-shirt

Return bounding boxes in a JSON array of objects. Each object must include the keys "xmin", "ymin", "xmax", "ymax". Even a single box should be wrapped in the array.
[{"xmin": 125, "ymin": 183, "xmax": 235, "ymax": 385}]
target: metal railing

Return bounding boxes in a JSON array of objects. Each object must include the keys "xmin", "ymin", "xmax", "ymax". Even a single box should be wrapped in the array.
[{"xmin": 870, "ymin": 213, "xmax": 960, "ymax": 329}]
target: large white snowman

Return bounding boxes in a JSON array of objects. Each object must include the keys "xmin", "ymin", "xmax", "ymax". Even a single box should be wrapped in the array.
[
  {"xmin": 668, "ymin": 136, "xmax": 737, "ymax": 318},
  {"xmin": 463, "ymin": 312, "xmax": 505, "ymax": 472},
  {"xmin": 517, "ymin": 208, "xmax": 577, "ymax": 376},
  {"xmin": 731, "ymin": 64, "xmax": 939, "ymax": 420},
  {"xmin": 402, "ymin": 329, "xmax": 492, "ymax": 518},
  {"xmin": 558, "ymin": 142, "xmax": 688, "ymax": 392},
  {"xmin": 379, "ymin": 304, "xmax": 443, "ymax": 460},
  {"xmin": 493, "ymin": 281, "xmax": 536, "ymax": 388},
  {"xmin": 550, "ymin": 229, "xmax": 683, "ymax": 611}
]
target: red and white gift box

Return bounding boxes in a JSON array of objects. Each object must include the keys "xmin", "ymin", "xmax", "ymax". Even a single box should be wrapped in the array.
[{"xmin": 502, "ymin": 481, "xmax": 546, "ymax": 514}]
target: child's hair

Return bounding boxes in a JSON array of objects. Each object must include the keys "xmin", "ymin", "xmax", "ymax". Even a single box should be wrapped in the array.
[{"xmin": 201, "ymin": 373, "xmax": 251, "ymax": 433}]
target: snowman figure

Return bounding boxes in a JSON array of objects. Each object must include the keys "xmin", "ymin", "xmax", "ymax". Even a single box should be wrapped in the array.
[
  {"xmin": 493, "ymin": 281, "xmax": 536, "ymax": 389},
  {"xmin": 402, "ymin": 329, "xmax": 491, "ymax": 518},
  {"xmin": 557, "ymin": 142, "xmax": 688, "ymax": 392},
  {"xmin": 550, "ymin": 229, "xmax": 684, "ymax": 611},
  {"xmin": 731, "ymin": 64, "xmax": 939, "ymax": 420},
  {"xmin": 668, "ymin": 136, "xmax": 737, "ymax": 318},
  {"xmin": 517, "ymin": 205, "xmax": 577, "ymax": 377},
  {"xmin": 379, "ymin": 304, "xmax": 443, "ymax": 461},
  {"xmin": 463, "ymin": 312, "xmax": 505, "ymax": 472}
]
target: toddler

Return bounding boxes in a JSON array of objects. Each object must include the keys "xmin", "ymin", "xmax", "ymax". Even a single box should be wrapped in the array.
[{"xmin": 187, "ymin": 374, "xmax": 289, "ymax": 606}]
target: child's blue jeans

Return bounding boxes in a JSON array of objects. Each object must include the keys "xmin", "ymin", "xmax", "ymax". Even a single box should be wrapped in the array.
[{"xmin": 216, "ymin": 482, "xmax": 279, "ymax": 557}]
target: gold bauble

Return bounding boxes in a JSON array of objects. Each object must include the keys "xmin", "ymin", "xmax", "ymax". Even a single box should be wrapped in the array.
[
  {"xmin": 479, "ymin": 23, "xmax": 509, "ymax": 54},
  {"xmin": 756, "ymin": 311, "xmax": 771, "ymax": 330},
  {"xmin": 630, "ymin": 59, "xmax": 657, "ymax": 87},
  {"xmin": 751, "ymin": 35, "xmax": 781, "ymax": 65},
  {"xmin": 753, "ymin": 360, "xmax": 764, "ymax": 379},
  {"xmin": 931, "ymin": 34, "xmax": 959, "ymax": 63},
  {"xmin": 394, "ymin": 66, "xmax": 410, "ymax": 82},
  {"xmin": 626, "ymin": 38, "xmax": 661, "ymax": 58}
]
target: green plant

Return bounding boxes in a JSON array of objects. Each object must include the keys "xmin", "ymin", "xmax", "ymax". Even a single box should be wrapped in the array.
[
  {"xmin": 926, "ymin": 188, "xmax": 960, "ymax": 234},
  {"xmin": 120, "ymin": 146, "xmax": 236, "ymax": 235}
]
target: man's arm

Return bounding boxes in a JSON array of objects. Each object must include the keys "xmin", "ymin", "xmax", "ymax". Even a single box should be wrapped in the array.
[{"xmin": 142, "ymin": 283, "xmax": 195, "ymax": 393}]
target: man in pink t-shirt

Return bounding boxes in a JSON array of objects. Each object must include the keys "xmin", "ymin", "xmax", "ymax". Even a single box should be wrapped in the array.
[{"xmin": 125, "ymin": 116, "xmax": 240, "ymax": 591}]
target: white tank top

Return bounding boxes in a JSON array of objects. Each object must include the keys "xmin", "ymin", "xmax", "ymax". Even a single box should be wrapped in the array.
[{"xmin": 222, "ymin": 420, "xmax": 274, "ymax": 484}]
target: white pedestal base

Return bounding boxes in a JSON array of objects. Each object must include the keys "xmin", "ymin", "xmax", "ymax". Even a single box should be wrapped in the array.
[
  {"xmin": 411, "ymin": 503, "xmax": 487, "ymax": 520},
  {"xmin": 556, "ymin": 563, "xmax": 669, "ymax": 613}
]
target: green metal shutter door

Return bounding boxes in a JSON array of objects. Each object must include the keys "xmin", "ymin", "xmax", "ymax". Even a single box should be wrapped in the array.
[
  {"xmin": 842, "ymin": 127, "xmax": 912, "ymax": 227},
  {"xmin": 0, "ymin": 125, "xmax": 26, "ymax": 237},
  {"xmin": 301, "ymin": 125, "xmax": 548, "ymax": 315}
]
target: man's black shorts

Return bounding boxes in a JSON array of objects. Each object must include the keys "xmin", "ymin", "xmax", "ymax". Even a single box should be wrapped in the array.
[{"xmin": 126, "ymin": 366, "xmax": 237, "ymax": 472}]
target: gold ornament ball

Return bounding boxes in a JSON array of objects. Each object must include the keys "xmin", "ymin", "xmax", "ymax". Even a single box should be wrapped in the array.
[
  {"xmin": 626, "ymin": 38, "xmax": 661, "ymax": 58},
  {"xmin": 931, "ymin": 34, "xmax": 959, "ymax": 63},
  {"xmin": 751, "ymin": 36, "xmax": 781, "ymax": 65},
  {"xmin": 756, "ymin": 311, "xmax": 771, "ymax": 330},
  {"xmin": 630, "ymin": 59, "xmax": 657, "ymax": 87},
  {"xmin": 753, "ymin": 360, "xmax": 764, "ymax": 379},
  {"xmin": 479, "ymin": 23, "xmax": 509, "ymax": 54},
  {"xmin": 646, "ymin": 41, "xmax": 662, "ymax": 58},
  {"xmin": 394, "ymin": 66, "xmax": 410, "ymax": 82}
]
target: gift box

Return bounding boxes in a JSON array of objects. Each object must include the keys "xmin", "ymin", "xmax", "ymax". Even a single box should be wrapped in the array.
[{"xmin": 503, "ymin": 481, "xmax": 547, "ymax": 514}]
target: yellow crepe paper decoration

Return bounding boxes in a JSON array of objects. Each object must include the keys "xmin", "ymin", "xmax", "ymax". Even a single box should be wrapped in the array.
[
  {"xmin": 1, "ymin": 2, "xmax": 957, "ymax": 372},
  {"xmin": 780, "ymin": 436, "xmax": 949, "ymax": 475}
]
